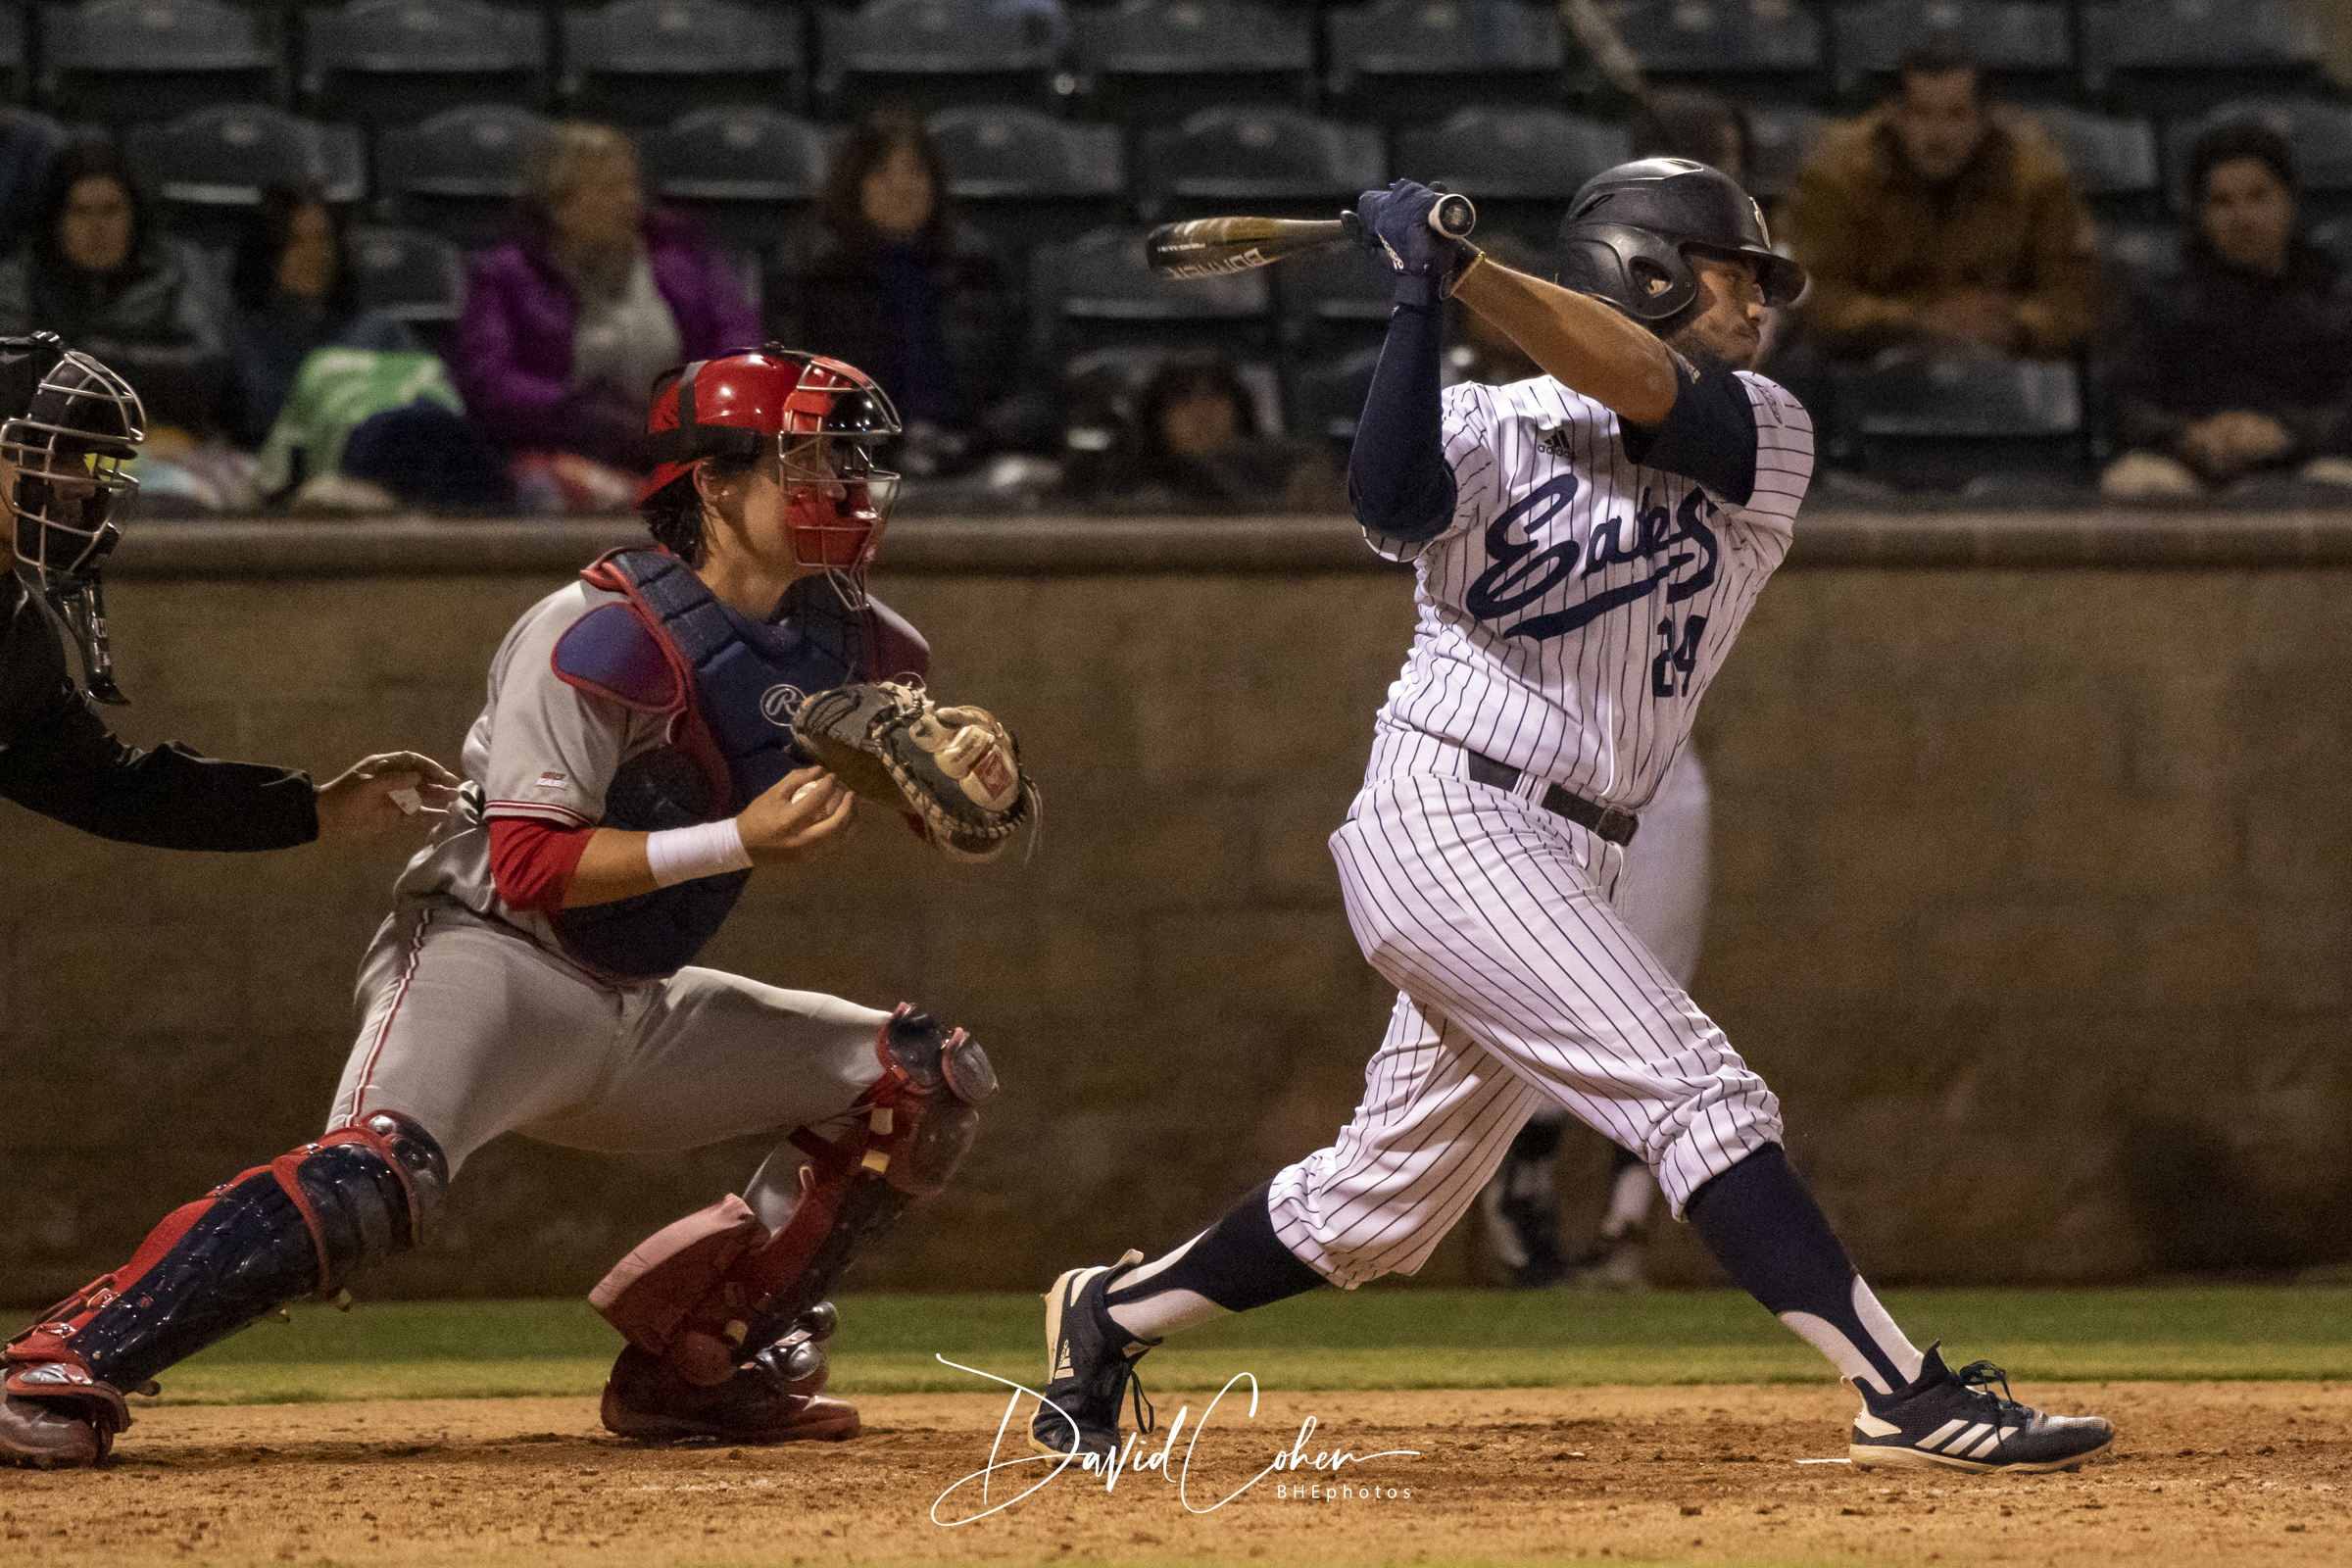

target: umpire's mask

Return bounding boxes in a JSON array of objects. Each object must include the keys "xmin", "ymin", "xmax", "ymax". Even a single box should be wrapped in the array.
[{"xmin": 2, "ymin": 334, "xmax": 144, "ymax": 705}]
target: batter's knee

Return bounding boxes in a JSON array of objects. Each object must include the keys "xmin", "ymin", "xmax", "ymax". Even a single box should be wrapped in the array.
[{"xmin": 1643, "ymin": 1077, "xmax": 1783, "ymax": 1218}]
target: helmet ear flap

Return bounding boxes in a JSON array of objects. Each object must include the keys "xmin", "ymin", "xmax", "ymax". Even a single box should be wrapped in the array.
[{"xmin": 1557, "ymin": 225, "xmax": 1697, "ymax": 323}]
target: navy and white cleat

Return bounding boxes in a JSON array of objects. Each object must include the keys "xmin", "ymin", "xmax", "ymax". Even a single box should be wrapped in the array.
[
  {"xmin": 1029, "ymin": 1249, "xmax": 1157, "ymax": 1463},
  {"xmin": 1850, "ymin": 1344, "xmax": 2114, "ymax": 1474}
]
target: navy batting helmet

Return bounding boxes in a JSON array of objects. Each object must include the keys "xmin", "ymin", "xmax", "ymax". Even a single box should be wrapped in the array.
[{"xmin": 1556, "ymin": 159, "xmax": 1807, "ymax": 324}]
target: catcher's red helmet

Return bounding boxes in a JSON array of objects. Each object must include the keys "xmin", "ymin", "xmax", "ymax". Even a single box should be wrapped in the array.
[{"xmin": 642, "ymin": 347, "xmax": 903, "ymax": 590}]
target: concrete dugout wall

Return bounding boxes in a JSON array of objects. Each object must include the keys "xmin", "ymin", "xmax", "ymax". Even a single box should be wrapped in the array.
[{"xmin": 4, "ymin": 511, "xmax": 2349, "ymax": 1304}]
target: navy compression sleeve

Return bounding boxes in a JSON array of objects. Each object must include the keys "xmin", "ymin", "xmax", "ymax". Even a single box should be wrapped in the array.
[{"xmin": 1346, "ymin": 297, "xmax": 1455, "ymax": 556}]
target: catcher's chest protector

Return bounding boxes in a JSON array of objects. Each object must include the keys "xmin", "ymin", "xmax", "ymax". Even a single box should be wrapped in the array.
[{"xmin": 549, "ymin": 549, "xmax": 930, "ymax": 980}]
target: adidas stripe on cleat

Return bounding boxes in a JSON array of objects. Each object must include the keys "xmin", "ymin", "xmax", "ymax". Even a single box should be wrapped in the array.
[{"xmin": 1849, "ymin": 1344, "xmax": 2113, "ymax": 1474}]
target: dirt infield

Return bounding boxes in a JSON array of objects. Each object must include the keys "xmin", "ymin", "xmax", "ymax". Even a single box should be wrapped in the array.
[{"xmin": 2, "ymin": 1382, "xmax": 2347, "ymax": 1567}]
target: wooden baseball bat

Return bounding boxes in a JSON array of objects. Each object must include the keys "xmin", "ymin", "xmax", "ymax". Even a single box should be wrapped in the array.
[{"xmin": 1145, "ymin": 194, "xmax": 1477, "ymax": 279}]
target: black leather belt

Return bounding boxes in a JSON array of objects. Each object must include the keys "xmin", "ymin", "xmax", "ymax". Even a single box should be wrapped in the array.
[{"xmin": 1465, "ymin": 751, "xmax": 1640, "ymax": 845}]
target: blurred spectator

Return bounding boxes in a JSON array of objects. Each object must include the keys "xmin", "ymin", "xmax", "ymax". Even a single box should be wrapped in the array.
[
  {"xmin": 764, "ymin": 112, "xmax": 1027, "ymax": 477},
  {"xmin": 0, "ymin": 104, "xmax": 68, "ymax": 250},
  {"xmin": 227, "ymin": 184, "xmax": 419, "ymax": 449},
  {"xmin": 1445, "ymin": 232, "xmax": 1543, "ymax": 388},
  {"xmin": 0, "ymin": 141, "xmax": 230, "ymax": 432},
  {"xmin": 1633, "ymin": 88, "xmax": 1752, "ymax": 187},
  {"xmin": 1065, "ymin": 352, "xmax": 1339, "ymax": 513},
  {"xmin": 1780, "ymin": 39, "xmax": 2098, "ymax": 364},
  {"xmin": 2100, "ymin": 122, "xmax": 2352, "ymax": 500},
  {"xmin": 451, "ymin": 122, "xmax": 757, "ymax": 481}
]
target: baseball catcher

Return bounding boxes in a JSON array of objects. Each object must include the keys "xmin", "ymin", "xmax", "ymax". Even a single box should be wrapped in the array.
[{"xmin": 2, "ymin": 346, "xmax": 1005, "ymax": 1467}]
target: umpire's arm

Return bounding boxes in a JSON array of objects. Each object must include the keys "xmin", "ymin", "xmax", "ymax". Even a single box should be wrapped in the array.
[{"xmin": 0, "ymin": 684, "xmax": 321, "ymax": 851}]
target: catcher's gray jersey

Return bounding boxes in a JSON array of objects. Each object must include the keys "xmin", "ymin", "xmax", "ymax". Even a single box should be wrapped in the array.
[
  {"xmin": 389, "ymin": 581, "xmax": 668, "ymax": 961},
  {"xmin": 1371, "ymin": 369, "xmax": 1811, "ymax": 809}
]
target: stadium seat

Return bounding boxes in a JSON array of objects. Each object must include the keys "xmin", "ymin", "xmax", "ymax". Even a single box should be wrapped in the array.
[
  {"xmin": 559, "ymin": 0, "xmax": 803, "ymax": 126},
  {"xmin": 1323, "ymin": 0, "xmax": 1564, "ymax": 129},
  {"xmin": 346, "ymin": 223, "xmax": 464, "ymax": 324},
  {"xmin": 1394, "ymin": 107, "xmax": 1631, "ymax": 252},
  {"xmin": 639, "ymin": 105, "xmax": 826, "ymax": 255},
  {"xmin": 2082, "ymin": 0, "xmax": 2323, "ymax": 117},
  {"xmin": 1290, "ymin": 344, "xmax": 1380, "ymax": 445},
  {"xmin": 1832, "ymin": 1, "xmax": 2073, "ymax": 106},
  {"xmin": 2100, "ymin": 219, "xmax": 2182, "ymax": 282},
  {"xmin": 1138, "ymin": 105, "xmax": 1384, "ymax": 222},
  {"xmin": 38, "ymin": 0, "xmax": 280, "ymax": 124},
  {"xmin": 815, "ymin": 0, "xmax": 1072, "ymax": 119},
  {"xmin": 927, "ymin": 106, "xmax": 1124, "ymax": 255},
  {"xmin": 375, "ymin": 102, "xmax": 551, "ymax": 246},
  {"xmin": 300, "ymin": 0, "xmax": 547, "ymax": 128},
  {"xmin": 1273, "ymin": 240, "xmax": 1390, "ymax": 362},
  {"xmin": 1843, "ymin": 356, "xmax": 2087, "ymax": 491},
  {"xmin": 1745, "ymin": 103, "xmax": 1830, "ymax": 201},
  {"xmin": 2166, "ymin": 99, "xmax": 2352, "ymax": 221},
  {"xmin": 1074, "ymin": 0, "xmax": 1314, "ymax": 124},
  {"xmin": 1270, "ymin": 236, "xmax": 1392, "ymax": 360},
  {"xmin": 124, "ymin": 105, "xmax": 365, "ymax": 248},
  {"xmin": 1030, "ymin": 224, "xmax": 1274, "ymax": 357},
  {"xmin": 2313, "ymin": 219, "xmax": 2352, "ymax": 273},
  {"xmin": 2029, "ymin": 104, "xmax": 2161, "ymax": 221},
  {"xmin": 1611, "ymin": 0, "xmax": 1826, "ymax": 105}
]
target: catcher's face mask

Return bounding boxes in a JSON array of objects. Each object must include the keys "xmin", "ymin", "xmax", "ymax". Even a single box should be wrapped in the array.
[
  {"xmin": 643, "ymin": 347, "xmax": 903, "ymax": 608},
  {"xmin": 3, "ymin": 336, "xmax": 144, "ymax": 704}
]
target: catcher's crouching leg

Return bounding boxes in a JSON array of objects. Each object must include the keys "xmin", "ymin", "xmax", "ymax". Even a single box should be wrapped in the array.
[
  {"xmin": 592, "ymin": 1004, "xmax": 995, "ymax": 1444},
  {"xmin": 2, "ymin": 1114, "xmax": 445, "ymax": 1468}
]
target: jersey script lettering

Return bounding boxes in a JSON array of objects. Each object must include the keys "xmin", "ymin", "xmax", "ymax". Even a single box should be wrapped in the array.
[{"xmin": 1465, "ymin": 478, "xmax": 1720, "ymax": 643}]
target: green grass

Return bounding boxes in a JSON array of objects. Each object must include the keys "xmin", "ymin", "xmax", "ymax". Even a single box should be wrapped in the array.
[{"xmin": 125, "ymin": 1284, "xmax": 2352, "ymax": 1406}]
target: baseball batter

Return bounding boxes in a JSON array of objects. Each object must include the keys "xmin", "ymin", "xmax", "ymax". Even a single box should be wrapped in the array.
[
  {"xmin": 3, "ymin": 349, "xmax": 1005, "ymax": 1468},
  {"xmin": 1033, "ymin": 164, "xmax": 2115, "ymax": 1477}
]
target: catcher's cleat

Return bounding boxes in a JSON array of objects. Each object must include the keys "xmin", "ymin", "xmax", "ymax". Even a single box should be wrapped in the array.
[
  {"xmin": 1, "ymin": 1357, "xmax": 130, "ymax": 1470},
  {"xmin": 1030, "ymin": 1250, "xmax": 1157, "ymax": 1463},
  {"xmin": 600, "ymin": 1328, "xmax": 859, "ymax": 1446},
  {"xmin": 1850, "ymin": 1344, "xmax": 2113, "ymax": 1474}
]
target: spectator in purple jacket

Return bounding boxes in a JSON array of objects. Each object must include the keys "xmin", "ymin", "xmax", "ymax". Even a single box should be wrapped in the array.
[{"xmin": 450, "ymin": 122, "xmax": 757, "ymax": 472}]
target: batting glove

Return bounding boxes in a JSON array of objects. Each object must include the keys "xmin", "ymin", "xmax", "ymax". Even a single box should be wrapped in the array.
[{"xmin": 1350, "ymin": 179, "xmax": 1474, "ymax": 308}]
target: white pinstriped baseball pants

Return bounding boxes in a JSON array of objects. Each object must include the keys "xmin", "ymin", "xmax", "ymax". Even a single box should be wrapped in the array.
[{"xmin": 1267, "ymin": 732, "xmax": 1783, "ymax": 1288}]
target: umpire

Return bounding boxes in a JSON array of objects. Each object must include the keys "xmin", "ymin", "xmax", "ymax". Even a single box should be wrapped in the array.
[{"xmin": 0, "ymin": 332, "xmax": 457, "ymax": 848}]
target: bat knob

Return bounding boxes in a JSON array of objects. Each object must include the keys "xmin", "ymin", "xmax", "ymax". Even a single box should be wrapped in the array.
[{"xmin": 1428, "ymin": 194, "xmax": 1478, "ymax": 240}]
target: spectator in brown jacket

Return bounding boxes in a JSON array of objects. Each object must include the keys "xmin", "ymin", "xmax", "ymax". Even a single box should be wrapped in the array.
[{"xmin": 1779, "ymin": 39, "xmax": 2098, "ymax": 364}]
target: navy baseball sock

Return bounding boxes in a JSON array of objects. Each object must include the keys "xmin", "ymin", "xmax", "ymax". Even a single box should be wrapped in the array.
[
  {"xmin": 1684, "ymin": 1144, "xmax": 1924, "ymax": 1397},
  {"xmin": 1103, "ymin": 1180, "xmax": 1326, "ymax": 1342}
]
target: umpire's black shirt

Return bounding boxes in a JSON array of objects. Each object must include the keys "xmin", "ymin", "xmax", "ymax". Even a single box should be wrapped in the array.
[{"xmin": 0, "ymin": 570, "xmax": 318, "ymax": 849}]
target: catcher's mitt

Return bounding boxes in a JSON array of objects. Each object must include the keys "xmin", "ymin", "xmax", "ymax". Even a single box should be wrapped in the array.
[{"xmin": 793, "ymin": 681, "xmax": 1035, "ymax": 861}]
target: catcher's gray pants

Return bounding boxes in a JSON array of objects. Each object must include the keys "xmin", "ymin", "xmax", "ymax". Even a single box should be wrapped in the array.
[
  {"xmin": 1266, "ymin": 738, "xmax": 1782, "ymax": 1289},
  {"xmin": 327, "ymin": 899, "xmax": 888, "ymax": 1230}
]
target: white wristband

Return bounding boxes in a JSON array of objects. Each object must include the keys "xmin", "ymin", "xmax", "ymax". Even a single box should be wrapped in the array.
[{"xmin": 645, "ymin": 818, "xmax": 753, "ymax": 888}]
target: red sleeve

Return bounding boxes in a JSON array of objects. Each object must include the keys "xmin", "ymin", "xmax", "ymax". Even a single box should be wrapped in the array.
[{"xmin": 489, "ymin": 817, "xmax": 595, "ymax": 913}]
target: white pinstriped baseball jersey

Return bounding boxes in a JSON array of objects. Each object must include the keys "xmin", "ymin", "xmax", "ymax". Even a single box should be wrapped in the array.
[
  {"xmin": 1371, "ymin": 368, "xmax": 1812, "ymax": 809},
  {"xmin": 1261, "ymin": 365, "xmax": 1814, "ymax": 1283}
]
